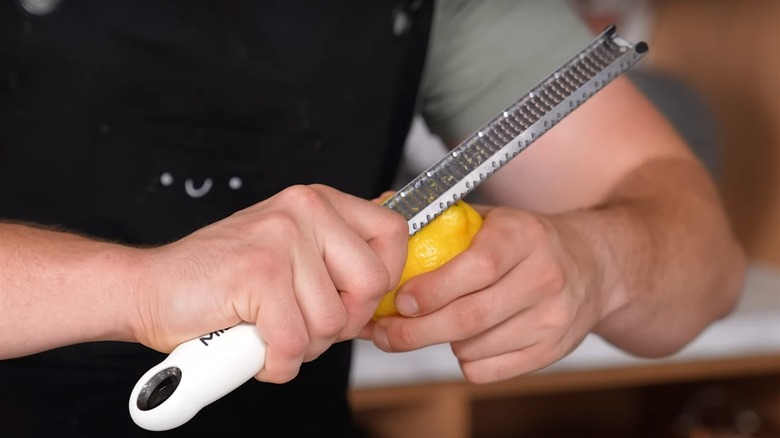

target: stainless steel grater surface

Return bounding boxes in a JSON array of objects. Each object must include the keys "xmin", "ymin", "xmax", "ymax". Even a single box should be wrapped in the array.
[{"xmin": 383, "ymin": 25, "xmax": 648, "ymax": 235}]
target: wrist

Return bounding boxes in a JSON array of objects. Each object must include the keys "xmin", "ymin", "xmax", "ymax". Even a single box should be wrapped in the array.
[
  {"xmin": 86, "ymin": 242, "xmax": 149, "ymax": 344},
  {"xmin": 549, "ymin": 209, "xmax": 631, "ymax": 323}
]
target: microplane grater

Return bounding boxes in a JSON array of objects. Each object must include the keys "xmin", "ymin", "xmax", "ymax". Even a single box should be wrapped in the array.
[
  {"xmin": 128, "ymin": 25, "xmax": 648, "ymax": 433},
  {"xmin": 383, "ymin": 25, "xmax": 648, "ymax": 235}
]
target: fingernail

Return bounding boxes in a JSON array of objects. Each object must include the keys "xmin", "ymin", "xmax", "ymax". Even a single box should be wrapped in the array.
[
  {"xmin": 396, "ymin": 294, "xmax": 419, "ymax": 316},
  {"xmin": 373, "ymin": 326, "xmax": 390, "ymax": 351}
]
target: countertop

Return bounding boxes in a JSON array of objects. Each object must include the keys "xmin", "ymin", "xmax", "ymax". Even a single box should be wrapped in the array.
[{"xmin": 351, "ymin": 261, "xmax": 780, "ymax": 389}]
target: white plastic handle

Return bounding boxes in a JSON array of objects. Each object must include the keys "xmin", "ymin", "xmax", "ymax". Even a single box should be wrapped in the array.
[{"xmin": 128, "ymin": 322, "xmax": 266, "ymax": 431}]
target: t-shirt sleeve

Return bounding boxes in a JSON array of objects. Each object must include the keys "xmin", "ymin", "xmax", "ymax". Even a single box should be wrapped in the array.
[{"xmin": 419, "ymin": 0, "xmax": 596, "ymax": 144}]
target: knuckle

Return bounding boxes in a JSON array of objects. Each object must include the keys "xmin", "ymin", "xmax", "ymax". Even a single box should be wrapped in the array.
[
  {"xmin": 269, "ymin": 366, "xmax": 300, "ymax": 386},
  {"xmin": 384, "ymin": 212, "xmax": 409, "ymax": 239},
  {"xmin": 274, "ymin": 331, "xmax": 310, "ymax": 360},
  {"xmin": 469, "ymin": 245, "xmax": 503, "ymax": 281},
  {"xmin": 539, "ymin": 304, "xmax": 576, "ymax": 330},
  {"xmin": 389, "ymin": 323, "xmax": 420, "ymax": 350},
  {"xmin": 338, "ymin": 326, "xmax": 361, "ymax": 341},
  {"xmin": 338, "ymin": 317, "xmax": 370, "ymax": 340},
  {"xmin": 460, "ymin": 360, "xmax": 507, "ymax": 384},
  {"xmin": 358, "ymin": 265, "xmax": 393, "ymax": 299},
  {"xmin": 452, "ymin": 304, "xmax": 486, "ymax": 335},
  {"xmin": 450, "ymin": 341, "xmax": 476, "ymax": 364},
  {"xmin": 459, "ymin": 362, "xmax": 481, "ymax": 383},
  {"xmin": 311, "ymin": 307, "xmax": 348, "ymax": 339},
  {"xmin": 256, "ymin": 210, "xmax": 300, "ymax": 238},
  {"xmin": 263, "ymin": 364, "xmax": 302, "ymax": 384},
  {"xmin": 279, "ymin": 184, "xmax": 328, "ymax": 213},
  {"xmin": 538, "ymin": 261, "xmax": 567, "ymax": 294}
]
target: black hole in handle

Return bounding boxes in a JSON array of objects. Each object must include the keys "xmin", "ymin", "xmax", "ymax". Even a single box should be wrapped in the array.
[{"xmin": 137, "ymin": 367, "xmax": 182, "ymax": 411}]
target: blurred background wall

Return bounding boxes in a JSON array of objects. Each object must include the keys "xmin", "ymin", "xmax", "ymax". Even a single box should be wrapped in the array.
[
  {"xmin": 576, "ymin": 0, "xmax": 780, "ymax": 269},
  {"xmin": 647, "ymin": 0, "xmax": 780, "ymax": 269}
]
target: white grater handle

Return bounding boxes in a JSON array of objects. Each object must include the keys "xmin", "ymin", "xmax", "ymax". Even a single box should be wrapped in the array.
[{"xmin": 128, "ymin": 322, "xmax": 265, "ymax": 431}]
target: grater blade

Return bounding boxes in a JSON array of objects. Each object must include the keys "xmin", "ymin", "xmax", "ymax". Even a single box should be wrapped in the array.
[{"xmin": 383, "ymin": 25, "xmax": 648, "ymax": 235}]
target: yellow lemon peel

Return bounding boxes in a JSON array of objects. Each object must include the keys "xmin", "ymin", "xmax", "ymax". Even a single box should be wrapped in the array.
[{"xmin": 373, "ymin": 200, "xmax": 483, "ymax": 319}]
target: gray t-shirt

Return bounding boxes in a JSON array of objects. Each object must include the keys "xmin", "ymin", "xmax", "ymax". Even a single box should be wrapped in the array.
[{"xmin": 419, "ymin": 0, "xmax": 595, "ymax": 144}]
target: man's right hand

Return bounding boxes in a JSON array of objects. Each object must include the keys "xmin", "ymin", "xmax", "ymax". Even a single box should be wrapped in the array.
[{"xmin": 127, "ymin": 184, "xmax": 407, "ymax": 383}]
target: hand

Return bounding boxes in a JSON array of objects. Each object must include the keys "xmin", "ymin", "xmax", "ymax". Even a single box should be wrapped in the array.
[
  {"xmin": 362, "ymin": 204, "xmax": 610, "ymax": 383},
  {"xmin": 130, "ymin": 184, "xmax": 408, "ymax": 383}
]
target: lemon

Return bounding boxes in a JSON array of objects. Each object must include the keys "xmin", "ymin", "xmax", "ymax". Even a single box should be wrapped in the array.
[{"xmin": 373, "ymin": 200, "xmax": 483, "ymax": 319}]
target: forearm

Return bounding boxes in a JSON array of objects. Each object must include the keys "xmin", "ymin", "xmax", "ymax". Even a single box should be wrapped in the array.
[
  {"xmin": 0, "ymin": 223, "xmax": 141, "ymax": 359},
  {"xmin": 554, "ymin": 158, "xmax": 746, "ymax": 357}
]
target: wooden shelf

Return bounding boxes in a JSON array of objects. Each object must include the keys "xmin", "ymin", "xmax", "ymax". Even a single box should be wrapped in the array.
[{"xmin": 350, "ymin": 354, "xmax": 780, "ymax": 437}]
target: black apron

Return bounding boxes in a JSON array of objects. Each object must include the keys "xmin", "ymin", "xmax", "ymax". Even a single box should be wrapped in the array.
[{"xmin": 0, "ymin": 0, "xmax": 432, "ymax": 436}]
